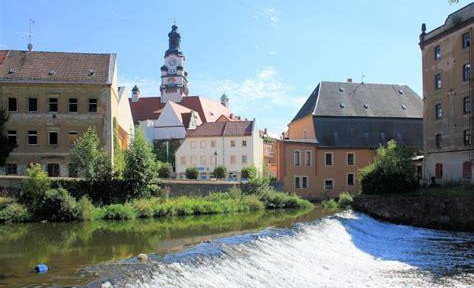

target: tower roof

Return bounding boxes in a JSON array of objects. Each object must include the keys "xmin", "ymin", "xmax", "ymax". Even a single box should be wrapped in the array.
[
  {"xmin": 132, "ymin": 85, "xmax": 140, "ymax": 92},
  {"xmin": 165, "ymin": 24, "xmax": 183, "ymax": 57}
]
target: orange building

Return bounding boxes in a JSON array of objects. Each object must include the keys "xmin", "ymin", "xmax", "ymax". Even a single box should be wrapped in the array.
[{"xmin": 277, "ymin": 80, "xmax": 423, "ymax": 201}]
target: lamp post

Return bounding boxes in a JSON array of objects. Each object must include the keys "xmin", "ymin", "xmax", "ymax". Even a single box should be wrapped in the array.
[{"xmin": 214, "ymin": 151, "xmax": 218, "ymax": 171}]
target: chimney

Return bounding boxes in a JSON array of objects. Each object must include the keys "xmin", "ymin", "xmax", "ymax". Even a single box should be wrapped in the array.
[
  {"xmin": 131, "ymin": 85, "xmax": 141, "ymax": 102},
  {"xmin": 230, "ymin": 113, "xmax": 234, "ymax": 119},
  {"xmin": 220, "ymin": 93, "xmax": 229, "ymax": 108},
  {"xmin": 264, "ymin": 128, "xmax": 268, "ymax": 134},
  {"xmin": 347, "ymin": 78, "xmax": 352, "ymax": 83}
]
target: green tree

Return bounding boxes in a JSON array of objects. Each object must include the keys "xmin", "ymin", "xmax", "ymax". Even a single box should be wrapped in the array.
[
  {"xmin": 158, "ymin": 162, "xmax": 173, "ymax": 178},
  {"xmin": 124, "ymin": 126, "xmax": 157, "ymax": 198},
  {"xmin": 19, "ymin": 164, "xmax": 51, "ymax": 208},
  {"xmin": 213, "ymin": 165, "xmax": 227, "ymax": 179},
  {"xmin": 113, "ymin": 117, "xmax": 126, "ymax": 177},
  {"xmin": 0, "ymin": 109, "xmax": 15, "ymax": 166},
  {"xmin": 185, "ymin": 167, "xmax": 199, "ymax": 179},
  {"xmin": 241, "ymin": 165, "xmax": 257, "ymax": 180},
  {"xmin": 359, "ymin": 140, "xmax": 418, "ymax": 195}
]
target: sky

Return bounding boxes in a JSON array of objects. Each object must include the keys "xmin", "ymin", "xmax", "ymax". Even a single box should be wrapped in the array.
[{"xmin": 0, "ymin": 0, "xmax": 468, "ymax": 137}]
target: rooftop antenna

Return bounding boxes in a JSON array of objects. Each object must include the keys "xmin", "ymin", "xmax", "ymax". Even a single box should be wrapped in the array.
[
  {"xmin": 361, "ymin": 71, "xmax": 366, "ymax": 84},
  {"xmin": 27, "ymin": 18, "xmax": 35, "ymax": 51}
]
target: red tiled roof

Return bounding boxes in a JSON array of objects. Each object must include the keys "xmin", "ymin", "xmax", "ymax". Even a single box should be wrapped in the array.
[
  {"xmin": 0, "ymin": 50, "xmax": 115, "ymax": 84},
  {"xmin": 187, "ymin": 121, "xmax": 254, "ymax": 137},
  {"xmin": 129, "ymin": 96, "xmax": 232, "ymax": 124}
]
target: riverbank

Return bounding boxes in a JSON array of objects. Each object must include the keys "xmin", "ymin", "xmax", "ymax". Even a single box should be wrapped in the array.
[{"xmin": 353, "ymin": 186, "xmax": 474, "ymax": 232}]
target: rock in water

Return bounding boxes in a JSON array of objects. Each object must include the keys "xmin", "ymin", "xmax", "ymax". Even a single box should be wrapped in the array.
[
  {"xmin": 101, "ymin": 281, "xmax": 113, "ymax": 288},
  {"xmin": 137, "ymin": 253, "xmax": 148, "ymax": 263}
]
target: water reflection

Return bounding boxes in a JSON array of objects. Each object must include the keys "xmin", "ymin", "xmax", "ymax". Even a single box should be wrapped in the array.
[{"xmin": 0, "ymin": 208, "xmax": 321, "ymax": 288}]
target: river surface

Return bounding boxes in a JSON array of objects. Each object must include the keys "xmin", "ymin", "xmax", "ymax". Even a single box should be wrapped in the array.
[{"xmin": 0, "ymin": 208, "xmax": 473, "ymax": 288}]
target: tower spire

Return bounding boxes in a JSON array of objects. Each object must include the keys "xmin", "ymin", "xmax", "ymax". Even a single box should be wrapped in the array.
[{"xmin": 27, "ymin": 18, "xmax": 35, "ymax": 51}]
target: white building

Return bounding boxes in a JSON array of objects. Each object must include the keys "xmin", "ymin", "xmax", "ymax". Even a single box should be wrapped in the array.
[{"xmin": 175, "ymin": 120, "xmax": 263, "ymax": 180}]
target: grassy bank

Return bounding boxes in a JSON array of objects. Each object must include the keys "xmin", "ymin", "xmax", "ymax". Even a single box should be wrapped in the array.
[{"xmin": 0, "ymin": 189, "xmax": 313, "ymax": 223}]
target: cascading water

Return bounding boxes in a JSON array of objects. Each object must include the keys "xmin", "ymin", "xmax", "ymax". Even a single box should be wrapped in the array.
[{"xmin": 111, "ymin": 211, "xmax": 474, "ymax": 288}]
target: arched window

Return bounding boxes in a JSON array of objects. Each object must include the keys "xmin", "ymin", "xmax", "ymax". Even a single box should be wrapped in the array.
[
  {"xmin": 435, "ymin": 163, "xmax": 443, "ymax": 179},
  {"xmin": 463, "ymin": 161, "xmax": 472, "ymax": 180}
]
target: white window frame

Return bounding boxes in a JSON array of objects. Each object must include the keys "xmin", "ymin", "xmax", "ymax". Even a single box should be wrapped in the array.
[
  {"xmin": 68, "ymin": 98, "xmax": 78, "ymax": 113},
  {"xmin": 242, "ymin": 155, "xmax": 247, "ymax": 164},
  {"xmin": 48, "ymin": 97, "xmax": 58, "ymax": 113},
  {"xmin": 324, "ymin": 179, "xmax": 334, "ymax": 191},
  {"xmin": 305, "ymin": 150, "xmax": 312, "ymax": 166},
  {"xmin": 347, "ymin": 173, "xmax": 355, "ymax": 186},
  {"xmin": 347, "ymin": 152, "xmax": 355, "ymax": 166},
  {"xmin": 294, "ymin": 150, "xmax": 301, "ymax": 166},
  {"xmin": 27, "ymin": 130, "xmax": 38, "ymax": 146},
  {"xmin": 324, "ymin": 152, "xmax": 334, "ymax": 166}
]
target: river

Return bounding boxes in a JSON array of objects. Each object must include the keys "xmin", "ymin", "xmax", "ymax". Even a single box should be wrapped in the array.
[{"xmin": 0, "ymin": 208, "xmax": 473, "ymax": 288}]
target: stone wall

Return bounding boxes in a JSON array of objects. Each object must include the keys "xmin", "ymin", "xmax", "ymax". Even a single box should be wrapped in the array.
[{"xmin": 353, "ymin": 194, "xmax": 474, "ymax": 232}]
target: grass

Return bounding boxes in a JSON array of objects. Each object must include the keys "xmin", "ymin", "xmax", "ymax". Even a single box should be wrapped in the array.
[
  {"xmin": 359, "ymin": 185, "xmax": 474, "ymax": 198},
  {"xmin": 320, "ymin": 192, "xmax": 354, "ymax": 211}
]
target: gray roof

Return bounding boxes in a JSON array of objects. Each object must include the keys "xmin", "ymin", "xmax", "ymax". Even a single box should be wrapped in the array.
[
  {"xmin": 313, "ymin": 116, "xmax": 423, "ymax": 148},
  {"xmin": 423, "ymin": 3, "xmax": 474, "ymax": 43},
  {"xmin": 187, "ymin": 121, "xmax": 254, "ymax": 137},
  {"xmin": 292, "ymin": 81, "xmax": 422, "ymax": 122}
]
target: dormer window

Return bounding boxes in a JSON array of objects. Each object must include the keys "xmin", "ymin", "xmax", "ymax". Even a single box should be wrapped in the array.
[
  {"xmin": 338, "ymin": 87, "xmax": 344, "ymax": 92},
  {"xmin": 363, "ymin": 103, "xmax": 369, "ymax": 109},
  {"xmin": 339, "ymin": 102, "xmax": 345, "ymax": 108},
  {"xmin": 8, "ymin": 68, "xmax": 15, "ymax": 74},
  {"xmin": 48, "ymin": 69, "xmax": 56, "ymax": 76},
  {"xmin": 398, "ymin": 89, "xmax": 404, "ymax": 95},
  {"xmin": 88, "ymin": 69, "xmax": 95, "ymax": 76},
  {"xmin": 401, "ymin": 105, "xmax": 407, "ymax": 110}
]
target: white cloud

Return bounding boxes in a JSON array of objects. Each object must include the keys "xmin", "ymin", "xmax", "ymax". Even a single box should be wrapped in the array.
[
  {"xmin": 119, "ymin": 76, "xmax": 161, "ymax": 96},
  {"xmin": 262, "ymin": 6, "xmax": 279, "ymax": 27}
]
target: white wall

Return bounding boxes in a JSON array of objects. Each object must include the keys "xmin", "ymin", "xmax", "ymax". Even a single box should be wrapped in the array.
[{"xmin": 117, "ymin": 86, "xmax": 135, "ymax": 140}]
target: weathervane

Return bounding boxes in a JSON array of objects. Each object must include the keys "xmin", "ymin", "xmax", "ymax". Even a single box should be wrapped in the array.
[{"xmin": 27, "ymin": 18, "xmax": 35, "ymax": 51}]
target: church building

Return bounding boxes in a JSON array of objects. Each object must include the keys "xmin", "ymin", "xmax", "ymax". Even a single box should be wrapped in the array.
[{"xmin": 129, "ymin": 25, "xmax": 234, "ymax": 144}]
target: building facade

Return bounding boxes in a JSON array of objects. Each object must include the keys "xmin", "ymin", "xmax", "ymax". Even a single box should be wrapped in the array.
[
  {"xmin": 175, "ymin": 120, "xmax": 263, "ymax": 180},
  {"xmin": 278, "ymin": 81, "xmax": 423, "ymax": 200},
  {"xmin": 419, "ymin": 3, "xmax": 474, "ymax": 184},
  {"xmin": 0, "ymin": 50, "xmax": 131, "ymax": 177}
]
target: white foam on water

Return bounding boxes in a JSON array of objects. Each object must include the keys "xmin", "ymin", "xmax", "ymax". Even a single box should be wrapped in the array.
[{"xmin": 124, "ymin": 211, "xmax": 474, "ymax": 288}]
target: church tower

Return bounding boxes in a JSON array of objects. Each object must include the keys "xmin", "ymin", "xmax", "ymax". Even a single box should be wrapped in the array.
[{"xmin": 160, "ymin": 24, "xmax": 189, "ymax": 103}]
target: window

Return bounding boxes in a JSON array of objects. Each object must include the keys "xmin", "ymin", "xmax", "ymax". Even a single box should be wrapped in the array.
[
  {"xmin": 200, "ymin": 155, "xmax": 207, "ymax": 165},
  {"xmin": 464, "ymin": 96, "xmax": 472, "ymax": 114},
  {"xmin": 200, "ymin": 141, "xmax": 206, "ymax": 148},
  {"xmin": 435, "ymin": 163, "xmax": 443, "ymax": 179},
  {"xmin": 463, "ymin": 161, "xmax": 472, "ymax": 180},
  {"xmin": 464, "ymin": 129, "xmax": 471, "ymax": 146},
  {"xmin": 303, "ymin": 130, "xmax": 307, "ymax": 139},
  {"xmin": 435, "ymin": 74, "xmax": 442, "ymax": 90},
  {"xmin": 302, "ymin": 177, "xmax": 308, "ymax": 189},
  {"xmin": 28, "ymin": 98, "xmax": 37, "ymax": 112},
  {"xmin": 68, "ymin": 131, "xmax": 78, "ymax": 146},
  {"xmin": 324, "ymin": 179, "xmax": 334, "ymax": 190},
  {"xmin": 49, "ymin": 131, "xmax": 58, "ymax": 146},
  {"xmin": 463, "ymin": 64, "xmax": 471, "ymax": 82},
  {"xmin": 294, "ymin": 150, "xmax": 301, "ymax": 166},
  {"xmin": 347, "ymin": 153, "xmax": 355, "ymax": 166},
  {"xmin": 305, "ymin": 150, "xmax": 312, "ymax": 166},
  {"xmin": 8, "ymin": 98, "xmax": 17, "ymax": 112},
  {"xmin": 463, "ymin": 32, "xmax": 470, "ymax": 48},
  {"xmin": 435, "ymin": 103, "xmax": 442, "ymax": 120},
  {"xmin": 69, "ymin": 98, "xmax": 78, "ymax": 113},
  {"xmin": 6, "ymin": 164, "xmax": 17, "ymax": 175},
  {"xmin": 325, "ymin": 152, "xmax": 333, "ymax": 166},
  {"xmin": 48, "ymin": 98, "xmax": 58, "ymax": 112},
  {"xmin": 242, "ymin": 140, "xmax": 247, "ymax": 147},
  {"xmin": 230, "ymin": 155, "xmax": 236, "ymax": 164},
  {"xmin": 88, "ymin": 99, "xmax": 97, "ymax": 113},
  {"xmin": 28, "ymin": 130, "xmax": 38, "ymax": 145},
  {"xmin": 435, "ymin": 133, "xmax": 442, "ymax": 149},
  {"xmin": 190, "ymin": 141, "xmax": 196, "ymax": 149},
  {"xmin": 347, "ymin": 173, "xmax": 355, "ymax": 186},
  {"xmin": 211, "ymin": 141, "xmax": 216, "ymax": 148},
  {"xmin": 434, "ymin": 45, "xmax": 441, "ymax": 60},
  {"xmin": 190, "ymin": 156, "xmax": 196, "ymax": 165},
  {"xmin": 47, "ymin": 164, "xmax": 60, "ymax": 177},
  {"xmin": 180, "ymin": 156, "xmax": 186, "ymax": 165},
  {"xmin": 242, "ymin": 155, "xmax": 247, "ymax": 164},
  {"xmin": 7, "ymin": 130, "xmax": 16, "ymax": 146},
  {"xmin": 294, "ymin": 177, "xmax": 301, "ymax": 189},
  {"xmin": 230, "ymin": 140, "xmax": 235, "ymax": 147}
]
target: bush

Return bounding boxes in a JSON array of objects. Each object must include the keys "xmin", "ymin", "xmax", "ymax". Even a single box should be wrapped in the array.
[
  {"xmin": 76, "ymin": 196, "xmax": 95, "ymax": 221},
  {"xmin": 101, "ymin": 204, "xmax": 137, "ymax": 220},
  {"xmin": 321, "ymin": 199, "xmax": 338, "ymax": 210},
  {"xmin": 337, "ymin": 192, "xmax": 353, "ymax": 209},
  {"xmin": 213, "ymin": 165, "xmax": 227, "ymax": 179},
  {"xmin": 19, "ymin": 164, "xmax": 51, "ymax": 208},
  {"xmin": 0, "ymin": 203, "xmax": 30, "ymax": 223},
  {"xmin": 185, "ymin": 167, "xmax": 199, "ymax": 179},
  {"xmin": 241, "ymin": 166, "xmax": 257, "ymax": 180},
  {"xmin": 360, "ymin": 140, "xmax": 418, "ymax": 195},
  {"xmin": 258, "ymin": 187, "xmax": 313, "ymax": 209},
  {"xmin": 241, "ymin": 176, "xmax": 270, "ymax": 195},
  {"xmin": 158, "ymin": 162, "xmax": 173, "ymax": 179},
  {"xmin": 34, "ymin": 188, "xmax": 79, "ymax": 222}
]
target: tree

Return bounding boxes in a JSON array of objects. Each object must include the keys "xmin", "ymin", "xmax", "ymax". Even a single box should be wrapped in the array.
[
  {"xmin": 213, "ymin": 165, "xmax": 227, "ymax": 179},
  {"xmin": 0, "ymin": 109, "xmax": 15, "ymax": 166},
  {"xmin": 124, "ymin": 126, "xmax": 157, "ymax": 198},
  {"xmin": 113, "ymin": 117, "xmax": 125, "ymax": 177},
  {"xmin": 241, "ymin": 165, "xmax": 257, "ymax": 180},
  {"xmin": 359, "ymin": 140, "xmax": 418, "ymax": 195},
  {"xmin": 158, "ymin": 162, "xmax": 173, "ymax": 178},
  {"xmin": 185, "ymin": 167, "xmax": 199, "ymax": 179}
]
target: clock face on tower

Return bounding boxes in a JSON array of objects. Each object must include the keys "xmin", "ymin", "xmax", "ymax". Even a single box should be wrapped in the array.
[{"xmin": 168, "ymin": 59, "xmax": 177, "ymax": 66}]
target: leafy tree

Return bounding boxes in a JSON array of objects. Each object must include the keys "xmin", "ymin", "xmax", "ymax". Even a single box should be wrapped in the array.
[
  {"xmin": 241, "ymin": 165, "xmax": 257, "ymax": 180},
  {"xmin": 213, "ymin": 165, "xmax": 227, "ymax": 179},
  {"xmin": 0, "ymin": 109, "xmax": 15, "ymax": 166},
  {"xmin": 158, "ymin": 162, "xmax": 173, "ymax": 178},
  {"xmin": 124, "ymin": 126, "xmax": 157, "ymax": 198},
  {"xmin": 153, "ymin": 139, "xmax": 181, "ymax": 168},
  {"xmin": 113, "ymin": 117, "xmax": 126, "ymax": 177},
  {"xmin": 19, "ymin": 164, "xmax": 51, "ymax": 208},
  {"xmin": 359, "ymin": 140, "xmax": 418, "ymax": 195},
  {"xmin": 185, "ymin": 167, "xmax": 199, "ymax": 179}
]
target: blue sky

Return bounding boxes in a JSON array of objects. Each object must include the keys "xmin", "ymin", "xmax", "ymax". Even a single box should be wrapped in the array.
[{"xmin": 0, "ymin": 0, "xmax": 467, "ymax": 136}]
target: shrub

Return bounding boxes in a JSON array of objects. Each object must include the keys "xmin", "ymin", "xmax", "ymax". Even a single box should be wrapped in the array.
[
  {"xmin": 242, "ymin": 195, "xmax": 265, "ymax": 211},
  {"xmin": 76, "ymin": 196, "xmax": 95, "ymax": 221},
  {"xmin": 158, "ymin": 162, "xmax": 173, "ymax": 179},
  {"xmin": 19, "ymin": 164, "xmax": 51, "ymax": 208},
  {"xmin": 241, "ymin": 176, "xmax": 270, "ymax": 195},
  {"xmin": 101, "ymin": 204, "xmax": 137, "ymax": 220},
  {"xmin": 131, "ymin": 197, "xmax": 161, "ymax": 218},
  {"xmin": 360, "ymin": 140, "xmax": 418, "ymax": 195},
  {"xmin": 0, "ymin": 203, "xmax": 30, "ymax": 223},
  {"xmin": 34, "ymin": 188, "xmax": 79, "ymax": 222},
  {"xmin": 213, "ymin": 165, "xmax": 227, "ymax": 179},
  {"xmin": 241, "ymin": 166, "xmax": 257, "ymax": 180},
  {"xmin": 185, "ymin": 167, "xmax": 199, "ymax": 179},
  {"xmin": 337, "ymin": 192, "xmax": 353, "ymax": 209},
  {"xmin": 258, "ymin": 187, "xmax": 313, "ymax": 209},
  {"xmin": 321, "ymin": 199, "xmax": 338, "ymax": 210}
]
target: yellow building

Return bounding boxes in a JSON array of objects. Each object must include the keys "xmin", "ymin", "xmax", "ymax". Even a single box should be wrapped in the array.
[
  {"xmin": 419, "ymin": 3, "xmax": 474, "ymax": 184},
  {"xmin": 0, "ymin": 50, "xmax": 131, "ymax": 177},
  {"xmin": 277, "ymin": 81, "xmax": 423, "ymax": 201}
]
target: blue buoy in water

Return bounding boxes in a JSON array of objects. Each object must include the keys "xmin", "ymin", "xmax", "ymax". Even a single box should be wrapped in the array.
[{"xmin": 35, "ymin": 264, "xmax": 48, "ymax": 273}]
